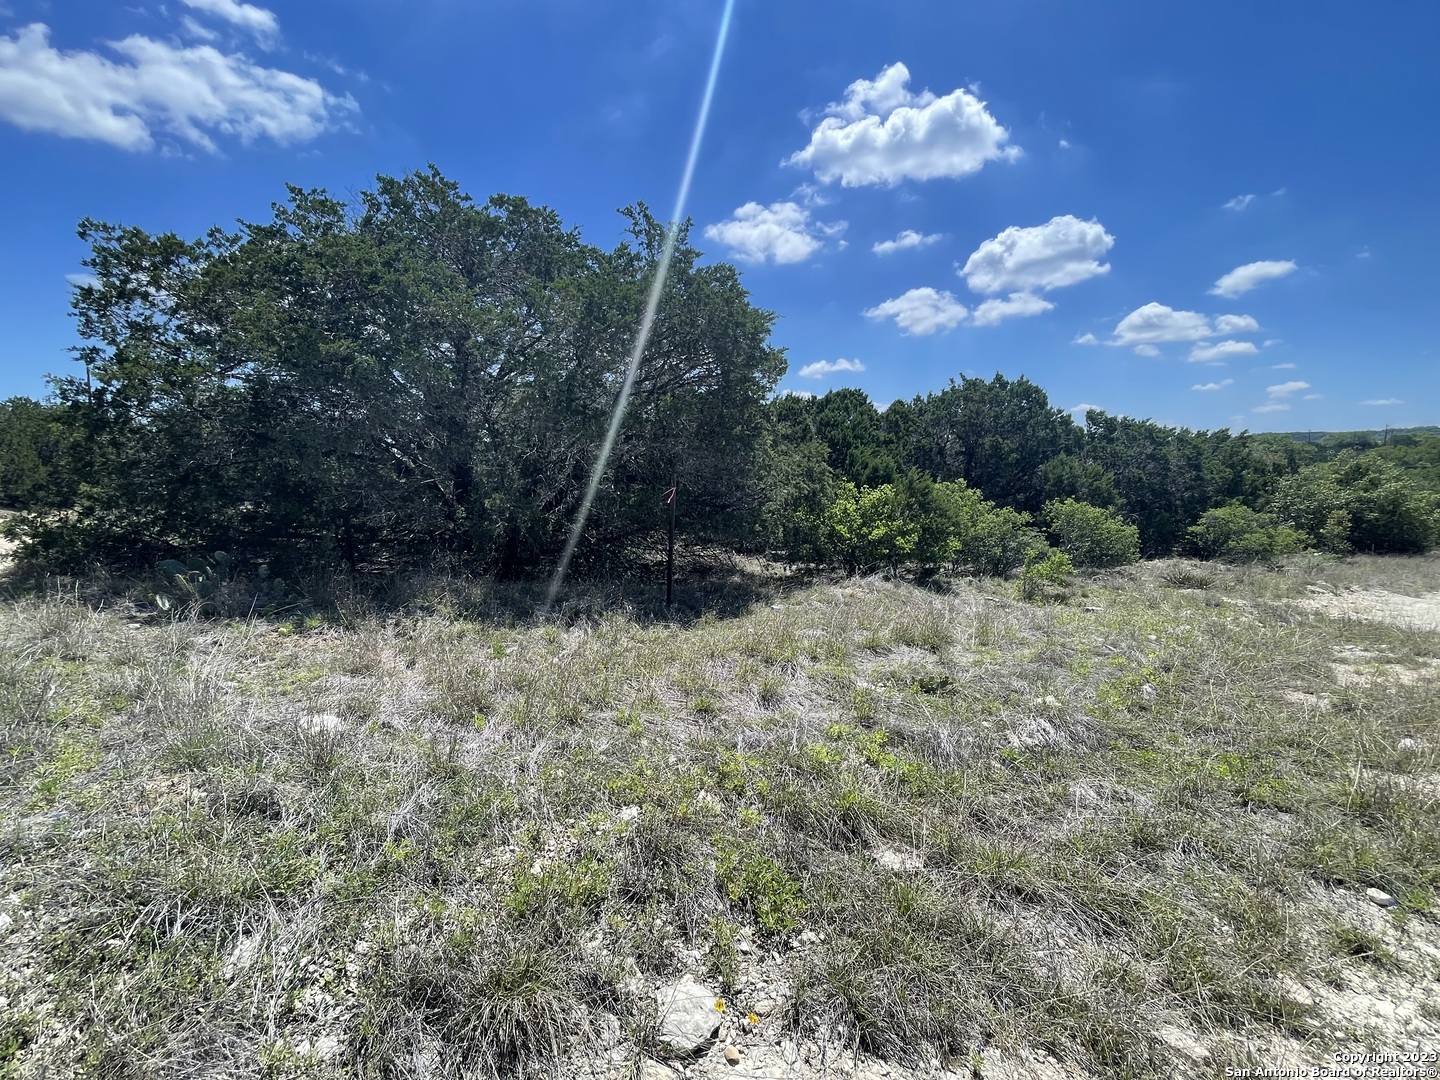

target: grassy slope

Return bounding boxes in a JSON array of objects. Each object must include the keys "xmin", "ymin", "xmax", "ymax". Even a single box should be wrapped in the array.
[{"xmin": 1, "ymin": 555, "xmax": 1438, "ymax": 1079}]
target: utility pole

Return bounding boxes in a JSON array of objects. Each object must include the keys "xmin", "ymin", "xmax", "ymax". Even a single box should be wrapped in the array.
[{"xmin": 665, "ymin": 472, "xmax": 677, "ymax": 608}]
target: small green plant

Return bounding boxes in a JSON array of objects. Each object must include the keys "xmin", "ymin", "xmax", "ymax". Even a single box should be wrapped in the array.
[
  {"xmin": 152, "ymin": 551, "xmax": 234, "ymax": 612},
  {"xmin": 717, "ymin": 851, "xmax": 807, "ymax": 935},
  {"xmin": 1160, "ymin": 566, "xmax": 1216, "ymax": 589},
  {"xmin": 1018, "ymin": 549, "xmax": 1074, "ymax": 602}
]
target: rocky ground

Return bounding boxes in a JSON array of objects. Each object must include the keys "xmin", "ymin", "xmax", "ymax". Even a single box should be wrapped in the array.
[{"xmin": 1, "ymin": 553, "xmax": 1437, "ymax": 1079}]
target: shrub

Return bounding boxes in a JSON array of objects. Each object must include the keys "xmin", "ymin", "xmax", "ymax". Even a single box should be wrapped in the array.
[
  {"xmin": 1041, "ymin": 498, "xmax": 1141, "ymax": 569},
  {"xmin": 1183, "ymin": 503, "xmax": 1310, "ymax": 563},
  {"xmin": 1018, "ymin": 549, "xmax": 1074, "ymax": 602},
  {"xmin": 818, "ymin": 482, "xmax": 919, "ymax": 574},
  {"xmin": 1270, "ymin": 452, "xmax": 1440, "ymax": 554}
]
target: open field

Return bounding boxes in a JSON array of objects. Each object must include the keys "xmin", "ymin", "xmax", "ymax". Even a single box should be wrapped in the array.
[{"xmin": 1, "ymin": 554, "xmax": 1438, "ymax": 1079}]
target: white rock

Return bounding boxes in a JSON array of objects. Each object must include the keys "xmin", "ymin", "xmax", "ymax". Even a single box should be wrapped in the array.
[
  {"xmin": 618, "ymin": 805, "xmax": 641, "ymax": 822},
  {"xmin": 873, "ymin": 847, "xmax": 924, "ymax": 872},
  {"xmin": 1365, "ymin": 887, "xmax": 1399, "ymax": 908},
  {"xmin": 303, "ymin": 713, "xmax": 344, "ymax": 733},
  {"xmin": 654, "ymin": 978, "xmax": 722, "ymax": 1054},
  {"xmin": 1398, "ymin": 737, "xmax": 1418, "ymax": 752}
]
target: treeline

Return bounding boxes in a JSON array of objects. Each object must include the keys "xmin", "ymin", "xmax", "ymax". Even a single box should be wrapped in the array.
[{"xmin": 1, "ymin": 166, "xmax": 1437, "ymax": 579}]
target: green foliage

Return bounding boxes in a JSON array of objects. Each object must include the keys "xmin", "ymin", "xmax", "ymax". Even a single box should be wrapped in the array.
[
  {"xmin": 716, "ymin": 849, "xmax": 807, "ymax": 935},
  {"xmin": 812, "ymin": 476, "xmax": 1046, "ymax": 578},
  {"xmin": 1042, "ymin": 498, "xmax": 1141, "ymax": 568},
  {"xmin": 817, "ymin": 482, "xmax": 918, "ymax": 574},
  {"xmin": 1018, "ymin": 549, "xmax": 1075, "ymax": 602},
  {"xmin": 1270, "ymin": 452, "xmax": 1439, "ymax": 554},
  {"xmin": 1183, "ymin": 503, "xmax": 1310, "ymax": 563},
  {"xmin": 30, "ymin": 169, "xmax": 784, "ymax": 575},
  {"xmin": 0, "ymin": 397, "xmax": 70, "ymax": 510}
]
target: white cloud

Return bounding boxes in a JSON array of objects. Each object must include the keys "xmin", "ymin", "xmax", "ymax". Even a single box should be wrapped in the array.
[
  {"xmin": 65, "ymin": 272, "xmax": 99, "ymax": 289},
  {"xmin": 786, "ymin": 62, "xmax": 1020, "ymax": 187},
  {"xmin": 1109, "ymin": 304, "xmax": 1261, "ymax": 351},
  {"xmin": 179, "ymin": 0, "xmax": 279, "ymax": 45},
  {"xmin": 1214, "ymin": 314, "xmax": 1260, "ymax": 335},
  {"xmin": 1111, "ymin": 303, "xmax": 1214, "ymax": 346},
  {"xmin": 872, "ymin": 229, "xmax": 942, "ymax": 255},
  {"xmin": 0, "ymin": 23, "xmax": 355, "ymax": 152},
  {"xmin": 1068, "ymin": 403, "xmax": 1103, "ymax": 416},
  {"xmin": 1191, "ymin": 379, "xmax": 1234, "ymax": 391},
  {"xmin": 862, "ymin": 287, "xmax": 968, "ymax": 335},
  {"xmin": 179, "ymin": 16, "xmax": 219, "ymax": 41},
  {"xmin": 1302, "ymin": 394, "xmax": 1322, "ymax": 400},
  {"xmin": 1209, "ymin": 259, "xmax": 1297, "ymax": 299},
  {"xmin": 1270, "ymin": 362, "xmax": 1296, "ymax": 369},
  {"xmin": 797, "ymin": 358, "xmax": 865, "ymax": 379},
  {"xmin": 1360, "ymin": 398, "xmax": 1404, "ymax": 406},
  {"xmin": 702, "ymin": 201, "xmax": 845, "ymax": 264},
  {"xmin": 960, "ymin": 215, "xmax": 1114, "ymax": 294},
  {"xmin": 1223, "ymin": 194, "xmax": 1256, "ymax": 211},
  {"xmin": 1058, "ymin": 138, "xmax": 1071, "ymax": 149},
  {"xmin": 970, "ymin": 291, "xmax": 1054, "ymax": 327},
  {"xmin": 1357, "ymin": 247, "xmax": 1372, "ymax": 260},
  {"xmin": 1072, "ymin": 332, "xmax": 1099, "ymax": 346},
  {"xmin": 1266, "ymin": 381, "xmax": 1310, "ymax": 398},
  {"xmin": 1133, "ymin": 344, "xmax": 1161, "ymax": 357},
  {"xmin": 791, "ymin": 182, "xmax": 832, "ymax": 208},
  {"xmin": 1263, "ymin": 339, "xmax": 1283, "ymax": 347},
  {"xmin": 1189, "ymin": 340, "xmax": 1259, "ymax": 363},
  {"xmin": 1252, "ymin": 403, "xmax": 1290, "ymax": 413}
]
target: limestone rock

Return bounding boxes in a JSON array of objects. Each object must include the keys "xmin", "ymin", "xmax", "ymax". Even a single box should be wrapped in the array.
[{"xmin": 654, "ymin": 978, "xmax": 722, "ymax": 1055}]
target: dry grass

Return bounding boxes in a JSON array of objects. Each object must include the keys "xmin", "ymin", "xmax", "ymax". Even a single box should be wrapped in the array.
[{"xmin": 1, "ymin": 554, "xmax": 1438, "ymax": 1078}]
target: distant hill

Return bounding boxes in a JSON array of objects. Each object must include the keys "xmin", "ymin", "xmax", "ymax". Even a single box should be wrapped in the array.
[{"xmin": 1279, "ymin": 425, "xmax": 1440, "ymax": 445}]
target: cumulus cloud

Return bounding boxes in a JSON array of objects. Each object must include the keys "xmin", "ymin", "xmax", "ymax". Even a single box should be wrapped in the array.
[
  {"xmin": 786, "ymin": 62, "xmax": 1020, "ymax": 187},
  {"xmin": 1360, "ymin": 398, "xmax": 1404, "ymax": 406},
  {"xmin": 863, "ymin": 287, "xmax": 968, "ymax": 335},
  {"xmin": 702, "ymin": 201, "xmax": 846, "ymax": 264},
  {"xmin": 1189, "ymin": 340, "xmax": 1259, "ymax": 363},
  {"xmin": 1107, "ymin": 304, "xmax": 1261, "ymax": 352},
  {"xmin": 1072, "ymin": 332, "xmax": 1100, "ymax": 346},
  {"xmin": 797, "ymin": 358, "xmax": 865, "ymax": 379},
  {"xmin": 1111, "ymin": 303, "xmax": 1214, "ymax": 346},
  {"xmin": 971, "ymin": 291, "xmax": 1054, "ymax": 327},
  {"xmin": 1209, "ymin": 259, "xmax": 1297, "ymax": 299},
  {"xmin": 872, "ymin": 229, "xmax": 942, "ymax": 255},
  {"xmin": 1192, "ymin": 379, "xmax": 1234, "ymax": 391},
  {"xmin": 1252, "ymin": 403, "xmax": 1290, "ymax": 413},
  {"xmin": 960, "ymin": 215, "xmax": 1114, "ymax": 294},
  {"xmin": 1133, "ymin": 344, "xmax": 1161, "ymax": 357},
  {"xmin": 65, "ymin": 272, "xmax": 99, "ymax": 289},
  {"xmin": 1223, "ymin": 194, "xmax": 1256, "ymax": 211},
  {"xmin": 1266, "ymin": 381, "xmax": 1310, "ymax": 398},
  {"xmin": 1271, "ymin": 362, "xmax": 1296, "ymax": 369},
  {"xmin": 1068, "ymin": 403, "xmax": 1103, "ymax": 416},
  {"xmin": 0, "ymin": 23, "xmax": 355, "ymax": 152},
  {"xmin": 1214, "ymin": 314, "xmax": 1260, "ymax": 335},
  {"xmin": 179, "ymin": 0, "xmax": 279, "ymax": 45}
]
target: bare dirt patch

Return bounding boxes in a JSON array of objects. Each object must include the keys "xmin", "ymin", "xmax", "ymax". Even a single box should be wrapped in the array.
[{"xmin": 1295, "ymin": 584, "xmax": 1440, "ymax": 632}]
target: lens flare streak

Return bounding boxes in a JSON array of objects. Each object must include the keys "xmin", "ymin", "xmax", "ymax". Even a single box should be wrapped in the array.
[{"xmin": 544, "ymin": 0, "xmax": 737, "ymax": 610}]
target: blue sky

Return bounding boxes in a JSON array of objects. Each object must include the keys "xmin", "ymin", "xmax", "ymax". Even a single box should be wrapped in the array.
[{"xmin": 0, "ymin": 0, "xmax": 1434, "ymax": 432}]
